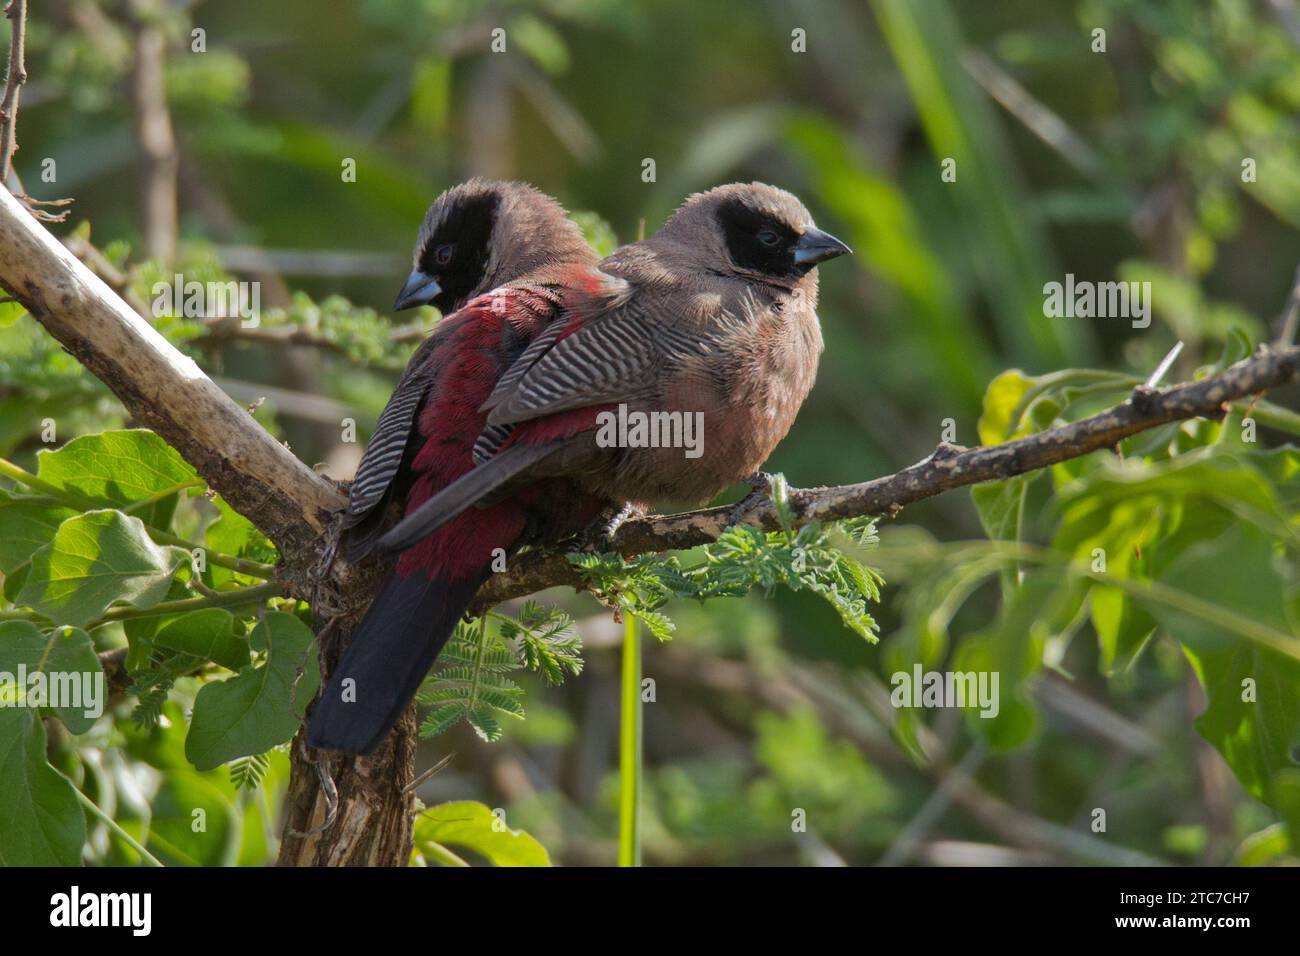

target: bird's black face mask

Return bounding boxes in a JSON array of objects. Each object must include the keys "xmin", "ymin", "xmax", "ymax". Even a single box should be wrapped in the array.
[
  {"xmin": 716, "ymin": 198, "xmax": 850, "ymax": 279},
  {"xmin": 396, "ymin": 192, "xmax": 501, "ymax": 313}
]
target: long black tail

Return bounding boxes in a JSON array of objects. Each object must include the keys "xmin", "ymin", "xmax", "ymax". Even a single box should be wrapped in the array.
[{"xmin": 307, "ymin": 565, "xmax": 488, "ymax": 754}]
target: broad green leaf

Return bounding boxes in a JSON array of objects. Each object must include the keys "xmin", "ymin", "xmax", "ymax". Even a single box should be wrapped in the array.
[
  {"xmin": 971, "ymin": 475, "xmax": 1030, "ymax": 544},
  {"xmin": 153, "ymin": 609, "xmax": 250, "ymax": 672},
  {"xmin": 1089, "ymin": 584, "xmax": 1156, "ymax": 674},
  {"xmin": 204, "ymin": 494, "xmax": 275, "ymax": 587},
  {"xmin": 978, "ymin": 368, "xmax": 1134, "ymax": 447},
  {"xmin": 0, "ymin": 708, "xmax": 86, "ymax": 865},
  {"xmin": 1148, "ymin": 524, "xmax": 1300, "ymax": 847},
  {"xmin": 1248, "ymin": 446, "xmax": 1300, "ymax": 514},
  {"xmin": 16, "ymin": 510, "xmax": 189, "ymax": 627},
  {"xmin": 977, "ymin": 370, "xmax": 1036, "ymax": 446},
  {"xmin": 1053, "ymin": 449, "xmax": 1291, "ymax": 672},
  {"xmin": 0, "ymin": 500, "xmax": 76, "ymax": 574},
  {"xmin": 36, "ymin": 430, "xmax": 201, "ymax": 519},
  {"xmin": 412, "ymin": 800, "xmax": 550, "ymax": 867},
  {"xmin": 0, "ymin": 620, "xmax": 103, "ymax": 733},
  {"xmin": 185, "ymin": 612, "xmax": 319, "ymax": 771}
]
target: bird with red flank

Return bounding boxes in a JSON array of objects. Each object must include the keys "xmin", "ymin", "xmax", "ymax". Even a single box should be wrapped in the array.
[
  {"xmin": 380, "ymin": 182, "xmax": 852, "ymax": 553},
  {"xmin": 307, "ymin": 180, "xmax": 615, "ymax": 755}
]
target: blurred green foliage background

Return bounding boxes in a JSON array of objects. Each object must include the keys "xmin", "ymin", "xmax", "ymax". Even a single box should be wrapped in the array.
[{"xmin": 3, "ymin": 0, "xmax": 1300, "ymax": 866}]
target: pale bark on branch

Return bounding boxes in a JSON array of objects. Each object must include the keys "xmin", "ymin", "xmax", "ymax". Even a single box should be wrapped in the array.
[{"xmin": 0, "ymin": 184, "xmax": 343, "ymax": 562}]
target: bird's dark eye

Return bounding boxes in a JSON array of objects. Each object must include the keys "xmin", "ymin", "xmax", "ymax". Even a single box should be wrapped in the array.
[
  {"xmin": 756, "ymin": 228, "xmax": 780, "ymax": 247},
  {"xmin": 434, "ymin": 243, "xmax": 454, "ymax": 266}
]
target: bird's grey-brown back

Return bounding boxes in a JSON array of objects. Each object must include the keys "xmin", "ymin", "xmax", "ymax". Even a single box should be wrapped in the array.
[{"xmin": 506, "ymin": 182, "xmax": 851, "ymax": 504}]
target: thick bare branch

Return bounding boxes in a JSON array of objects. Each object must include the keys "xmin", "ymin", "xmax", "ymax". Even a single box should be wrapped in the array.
[
  {"xmin": 471, "ymin": 344, "xmax": 1300, "ymax": 612},
  {"xmin": 0, "ymin": 185, "xmax": 345, "ymax": 559}
]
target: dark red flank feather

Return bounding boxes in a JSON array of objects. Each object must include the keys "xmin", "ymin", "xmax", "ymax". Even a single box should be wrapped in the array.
[{"xmin": 308, "ymin": 182, "xmax": 609, "ymax": 755}]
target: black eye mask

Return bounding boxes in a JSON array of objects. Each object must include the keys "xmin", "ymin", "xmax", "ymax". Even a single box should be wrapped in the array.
[
  {"xmin": 716, "ymin": 198, "xmax": 803, "ymax": 278},
  {"xmin": 421, "ymin": 192, "xmax": 501, "ymax": 311}
]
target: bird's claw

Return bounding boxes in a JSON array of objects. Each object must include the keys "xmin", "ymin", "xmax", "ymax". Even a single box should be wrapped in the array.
[
  {"xmin": 578, "ymin": 501, "xmax": 643, "ymax": 553},
  {"xmin": 727, "ymin": 471, "xmax": 776, "ymax": 528}
]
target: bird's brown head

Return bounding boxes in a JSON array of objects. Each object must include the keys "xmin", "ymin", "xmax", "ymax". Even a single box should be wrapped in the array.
[
  {"xmin": 394, "ymin": 179, "xmax": 597, "ymax": 313},
  {"xmin": 657, "ymin": 182, "xmax": 851, "ymax": 287}
]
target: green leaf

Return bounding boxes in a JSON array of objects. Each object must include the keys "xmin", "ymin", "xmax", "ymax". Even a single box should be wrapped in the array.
[
  {"xmin": 0, "ymin": 708, "xmax": 86, "ymax": 865},
  {"xmin": 1053, "ymin": 449, "xmax": 1291, "ymax": 672},
  {"xmin": 153, "ymin": 609, "xmax": 251, "ymax": 672},
  {"xmin": 205, "ymin": 494, "xmax": 276, "ymax": 586},
  {"xmin": 145, "ymin": 767, "xmax": 237, "ymax": 866},
  {"xmin": 1149, "ymin": 524, "xmax": 1300, "ymax": 845},
  {"xmin": 36, "ymin": 429, "xmax": 201, "ymax": 526},
  {"xmin": 977, "ymin": 369, "xmax": 1037, "ymax": 445},
  {"xmin": 971, "ymin": 475, "xmax": 1030, "ymax": 543},
  {"xmin": 571, "ymin": 210, "xmax": 619, "ymax": 258},
  {"xmin": 0, "ymin": 620, "xmax": 103, "ymax": 733},
  {"xmin": 631, "ymin": 609, "xmax": 675, "ymax": 643},
  {"xmin": 228, "ymin": 752, "xmax": 270, "ymax": 791},
  {"xmin": 508, "ymin": 14, "xmax": 570, "ymax": 74},
  {"xmin": 16, "ymin": 510, "xmax": 189, "ymax": 627},
  {"xmin": 419, "ymin": 620, "xmax": 528, "ymax": 741},
  {"xmin": 1232, "ymin": 824, "xmax": 1292, "ymax": 866},
  {"xmin": 466, "ymin": 706, "xmax": 504, "ymax": 742},
  {"xmin": 412, "ymin": 800, "xmax": 550, "ymax": 867},
  {"xmin": 185, "ymin": 612, "xmax": 319, "ymax": 771},
  {"xmin": 0, "ymin": 500, "xmax": 77, "ymax": 576},
  {"xmin": 503, "ymin": 602, "xmax": 583, "ymax": 685}
]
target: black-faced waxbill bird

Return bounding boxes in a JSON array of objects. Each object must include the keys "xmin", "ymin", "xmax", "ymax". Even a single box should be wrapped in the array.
[
  {"xmin": 307, "ymin": 179, "xmax": 615, "ymax": 754},
  {"xmin": 378, "ymin": 181, "xmax": 851, "ymax": 552}
]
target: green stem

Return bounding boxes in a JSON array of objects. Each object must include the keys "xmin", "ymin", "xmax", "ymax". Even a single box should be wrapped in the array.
[
  {"xmin": 0, "ymin": 580, "xmax": 283, "ymax": 625},
  {"xmin": 95, "ymin": 581, "xmax": 283, "ymax": 625},
  {"xmin": 420, "ymin": 841, "xmax": 470, "ymax": 867},
  {"xmin": 147, "ymin": 526, "xmax": 275, "ymax": 578},
  {"xmin": 56, "ymin": 770, "xmax": 164, "ymax": 867},
  {"xmin": 0, "ymin": 456, "xmax": 72, "ymax": 499},
  {"xmin": 122, "ymin": 479, "xmax": 205, "ymax": 514},
  {"xmin": 1238, "ymin": 398, "xmax": 1300, "ymax": 438},
  {"xmin": 618, "ymin": 612, "xmax": 642, "ymax": 867},
  {"xmin": 467, "ymin": 615, "xmax": 488, "ymax": 709}
]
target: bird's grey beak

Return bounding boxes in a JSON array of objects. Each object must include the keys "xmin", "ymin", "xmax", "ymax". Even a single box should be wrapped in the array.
[
  {"xmin": 393, "ymin": 270, "xmax": 441, "ymax": 311},
  {"xmin": 793, "ymin": 228, "xmax": 852, "ymax": 266}
]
